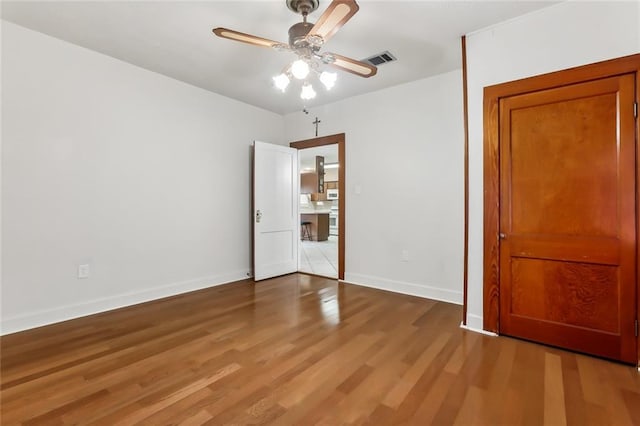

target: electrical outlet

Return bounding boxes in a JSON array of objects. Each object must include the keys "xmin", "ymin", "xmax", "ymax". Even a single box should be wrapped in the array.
[
  {"xmin": 78, "ymin": 264, "xmax": 90, "ymax": 279},
  {"xmin": 401, "ymin": 250, "xmax": 409, "ymax": 262}
]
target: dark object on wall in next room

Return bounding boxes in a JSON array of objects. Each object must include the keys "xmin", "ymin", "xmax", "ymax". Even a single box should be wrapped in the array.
[{"xmin": 316, "ymin": 155, "xmax": 324, "ymax": 193}]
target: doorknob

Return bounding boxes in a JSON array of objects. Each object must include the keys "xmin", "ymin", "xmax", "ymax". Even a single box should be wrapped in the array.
[
  {"xmin": 256, "ymin": 209, "xmax": 262, "ymax": 223},
  {"xmin": 499, "ymin": 233, "xmax": 506, "ymax": 240}
]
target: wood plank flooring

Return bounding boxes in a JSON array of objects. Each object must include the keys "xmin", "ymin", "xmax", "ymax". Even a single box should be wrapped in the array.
[{"xmin": 1, "ymin": 273, "xmax": 639, "ymax": 425}]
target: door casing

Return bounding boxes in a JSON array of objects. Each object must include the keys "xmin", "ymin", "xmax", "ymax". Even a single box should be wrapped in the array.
[
  {"xmin": 482, "ymin": 54, "xmax": 640, "ymax": 366},
  {"xmin": 290, "ymin": 133, "xmax": 345, "ymax": 280}
]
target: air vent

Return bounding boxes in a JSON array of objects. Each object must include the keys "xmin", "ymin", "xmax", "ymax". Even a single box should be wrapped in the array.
[{"xmin": 363, "ymin": 51, "xmax": 397, "ymax": 66}]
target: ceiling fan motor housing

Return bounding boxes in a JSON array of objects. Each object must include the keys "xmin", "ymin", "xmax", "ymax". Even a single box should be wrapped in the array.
[{"xmin": 289, "ymin": 21, "xmax": 315, "ymax": 48}]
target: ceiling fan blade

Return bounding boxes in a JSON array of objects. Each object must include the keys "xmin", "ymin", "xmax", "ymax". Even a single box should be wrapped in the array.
[
  {"xmin": 326, "ymin": 53, "xmax": 377, "ymax": 78},
  {"xmin": 212, "ymin": 28, "xmax": 285, "ymax": 49},
  {"xmin": 309, "ymin": 0, "xmax": 359, "ymax": 44}
]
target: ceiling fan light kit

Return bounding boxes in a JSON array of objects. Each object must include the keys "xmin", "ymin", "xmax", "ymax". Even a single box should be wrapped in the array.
[
  {"xmin": 291, "ymin": 59, "xmax": 311, "ymax": 79},
  {"xmin": 319, "ymin": 71, "xmax": 337, "ymax": 90},
  {"xmin": 300, "ymin": 82, "xmax": 317, "ymax": 100},
  {"xmin": 212, "ymin": 0, "xmax": 377, "ymax": 102},
  {"xmin": 273, "ymin": 73, "xmax": 291, "ymax": 92}
]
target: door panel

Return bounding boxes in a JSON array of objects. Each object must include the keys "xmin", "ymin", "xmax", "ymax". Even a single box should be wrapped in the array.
[
  {"xmin": 509, "ymin": 93, "xmax": 618, "ymax": 237},
  {"xmin": 510, "ymin": 258, "xmax": 619, "ymax": 333},
  {"xmin": 499, "ymin": 74, "xmax": 637, "ymax": 363},
  {"xmin": 253, "ymin": 141, "xmax": 298, "ymax": 281}
]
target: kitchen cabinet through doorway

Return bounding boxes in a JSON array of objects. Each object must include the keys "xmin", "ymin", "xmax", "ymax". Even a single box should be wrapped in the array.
[{"xmin": 300, "ymin": 213, "xmax": 329, "ymax": 241}]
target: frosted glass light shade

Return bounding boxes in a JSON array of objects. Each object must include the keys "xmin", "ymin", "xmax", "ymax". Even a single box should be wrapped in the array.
[
  {"xmin": 300, "ymin": 83, "xmax": 316, "ymax": 100},
  {"xmin": 319, "ymin": 71, "xmax": 337, "ymax": 90},
  {"xmin": 273, "ymin": 73, "xmax": 290, "ymax": 92},
  {"xmin": 291, "ymin": 59, "xmax": 310, "ymax": 79}
]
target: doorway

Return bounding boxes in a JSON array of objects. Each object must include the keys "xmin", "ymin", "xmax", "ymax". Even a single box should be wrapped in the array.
[
  {"xmin": 291, "ymin": 133, "xmax": 345, "ymax": 280},
  {"xmin": 483, "ymin": 55, "xmax": 640, "ymax": 364},
  {"xmin": 298, "ymin": 145, "xmax": 339, "ymax": 278}
]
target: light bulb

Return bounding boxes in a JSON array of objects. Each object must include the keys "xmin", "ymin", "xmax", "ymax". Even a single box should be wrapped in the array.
[
  {"xmin": 319, "ymin": 71, "xmax": 337, "ymax": 90},
  {"xmin": 273, "ymin": 73, "xmax": 290, "ymax": 92},
  {"xmin": 300, "ymin": 83, "xmax": 316, "ymax": 100},
  {"xmin": 291, "ymin": 59, "xmax": 310, "ymax": 80}
]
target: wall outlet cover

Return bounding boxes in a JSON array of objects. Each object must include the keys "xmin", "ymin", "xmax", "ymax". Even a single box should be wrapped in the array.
[{"xmin": 78, "ymin": 264, "xmax": 90, "ymax": 279}]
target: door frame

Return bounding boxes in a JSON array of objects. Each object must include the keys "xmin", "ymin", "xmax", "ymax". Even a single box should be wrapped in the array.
[
  {"xmin": 482, "ymin": 54, "xmax": 640, "ymax": 366},
  {"xmin": 290, "ymin": 133, "xmax": 345, "ymax": 280}
]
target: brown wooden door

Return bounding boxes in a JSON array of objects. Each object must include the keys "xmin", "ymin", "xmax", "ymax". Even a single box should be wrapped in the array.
[{"xmin": 498, "ymin": 74, "xmax": 637, "ymax": 363}]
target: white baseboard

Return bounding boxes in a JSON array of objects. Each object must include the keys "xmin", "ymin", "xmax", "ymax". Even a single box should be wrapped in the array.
[
  {"xmin": 461, "ymin": 314, "xmax": 499, "ymax": 336},
  {"xmin": 0, "ymin": 271, "xmax": 249, "ymax": 336},
  {"xmin": 342, "ymin": 273, "xmax": 463, "ymax": 305},
  {"xmin": 465, "ymin": 313, "xmax": 484, "ymax": 331},
  {"xmin": 459, "ymin": 321, "xmax": 498, "ymax": 337}
]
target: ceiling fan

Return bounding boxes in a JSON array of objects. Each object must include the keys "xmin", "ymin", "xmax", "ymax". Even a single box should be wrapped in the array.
[{"xmin": 213, "ymin": 0, "xmax": 377, "ymax": 99}]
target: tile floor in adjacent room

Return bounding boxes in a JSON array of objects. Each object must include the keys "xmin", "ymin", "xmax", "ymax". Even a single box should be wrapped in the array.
[{"xmin": 299, "ymin": 235, "xmax": 338, "ymax": 278}]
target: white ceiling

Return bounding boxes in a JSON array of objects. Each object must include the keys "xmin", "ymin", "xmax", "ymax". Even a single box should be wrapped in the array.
[{"xmin": 1, "ymin": 1, "xmax": 557, "ymax": 115}]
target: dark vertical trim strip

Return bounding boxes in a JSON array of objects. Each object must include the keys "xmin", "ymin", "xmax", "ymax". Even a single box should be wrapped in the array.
[{"xmin": 461, "ymin": 36, "xmax": 470, "ymax": 326}]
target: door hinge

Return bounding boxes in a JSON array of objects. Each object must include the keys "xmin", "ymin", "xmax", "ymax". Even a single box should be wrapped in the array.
[
  {"xmin": 634, "ymin": 102, "xmax": 638, "ymax": 118},
  {"xmin": 635, "ymin": 319, "xmax": 638, "ymax": 337}
]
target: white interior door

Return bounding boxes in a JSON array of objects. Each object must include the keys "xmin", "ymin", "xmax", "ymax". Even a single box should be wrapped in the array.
[{"xmin": 253, "ymin": 141, "xmax": 299, "ymax": 281}]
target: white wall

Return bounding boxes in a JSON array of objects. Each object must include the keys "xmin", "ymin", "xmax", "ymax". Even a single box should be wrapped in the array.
[
  {"xmin": 324, "ymin": 167, "xmax": 339, "ymax": 182},
  {"xmin": 1, "ymin": 21, "xmax": 284, "ymax": 334},
  {"xmin": 465, "ymin": 1, "xmax": 640, "ymax": 330},
  {"xmin": 285, "ymin": 70, "xmax": 465, "ymax": 304}
]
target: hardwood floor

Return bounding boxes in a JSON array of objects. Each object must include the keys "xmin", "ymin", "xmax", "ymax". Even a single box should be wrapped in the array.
[{"xmin": 1, "ymin": 273, "xmax": 639, "ymax": 425}]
